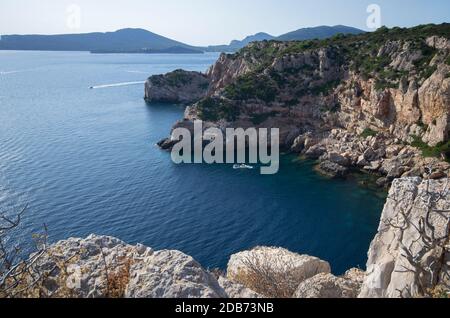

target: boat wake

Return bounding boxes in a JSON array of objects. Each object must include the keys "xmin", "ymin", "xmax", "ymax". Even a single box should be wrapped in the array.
[
  {"xmin": 0, "ymin": 69, "xmax": 33, "ymax": 75},
  {"xmin": 89, "ymin": 81, "xmax": 145, "ymax": 89}
]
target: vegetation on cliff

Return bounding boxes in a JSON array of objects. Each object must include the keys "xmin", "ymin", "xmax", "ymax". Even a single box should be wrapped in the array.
[
  {"xmin": 231, "ymin": 23, "xmax": 449, "ymax": 93},
  {"xmin": 197, "ymin": 97, "xmax": 240, "ymax": 122},
  {"xmin": 188, "ymin": 23, "xmax": 450, "ymax": 154},
  {"xmin": 411, "ymin": 135, "xmax": 450, "ymax": 161}
]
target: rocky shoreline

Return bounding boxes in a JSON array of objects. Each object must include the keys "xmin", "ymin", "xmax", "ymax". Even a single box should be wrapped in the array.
[
  {"xmin": 295, "ymin": 128, "xmax": 450, "ymax": 188},
  {"xmin": 148, "ymin": 26, "xmax": 450, "ymax": 190}
]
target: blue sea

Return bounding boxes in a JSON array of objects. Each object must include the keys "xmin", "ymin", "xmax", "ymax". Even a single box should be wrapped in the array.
[{"xmin": 0, "ymin": 51, "xmax": 386, "ymax": 274}]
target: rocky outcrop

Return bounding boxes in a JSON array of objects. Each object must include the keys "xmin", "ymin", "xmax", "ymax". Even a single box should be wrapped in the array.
[
  {"xmin": 227, "ymin": 247, "xmax": 331, "ymax": 284},
  {"xmin": 18, "ymin": 235, "xmax": 250, "ymax": 298},
  {"xmin": 297, "ymin": 128, "xmax": 450, "ymax": 188},
  {"xmin": 206, "ymin": 52, "xmax": 257, "ymax": 93},
  {"xmin": 241, "ymin": 36, "xmax": 449, "ymax": 149},
  {"xmin": 315, "ymin": 161, "xmax": 349, "ymax": 179},
  {"xmin": 150, "ymin": 26, "xmax": 450, "ymax": 165},
  {"xmin": 145, "ymin": 69, "xmax": 210, "ymax": 104},
  {"xmin": 226, "ymin": 247, "xmax": 331, "ymax": 298},
  {"xmin": 294, "ymin": 270, "xmax": 364, "ymax": 298},
  {"xmin": 360, "ymin": 178, "xmax": 450, "ymax": 298}
]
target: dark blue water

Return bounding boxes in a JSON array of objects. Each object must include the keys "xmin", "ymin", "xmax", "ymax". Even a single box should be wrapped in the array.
[{"xmin": 0, "ymin": 51, "xmax": 385, "ymax": 274}]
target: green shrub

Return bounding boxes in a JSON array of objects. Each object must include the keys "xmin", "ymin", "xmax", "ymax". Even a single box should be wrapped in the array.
[
  {"xmin": 156, "ymin": 70, "xmax": 194, "ymax": 87},
  {"xmin": 309, "ymin": 80, "xmax": 341, "ymax": 96},
  {"xmin": 446, "ymin": 56, "xmax": 450, "ymax": 66},
  {"xmin": 360, "ymin": 128, "xmax": 378, "ymax": 138},
  {"xmin": 411, "ymin": 135, "xmax": 450, "ymax": 161},
  {"xmin": 224, "ymin": 74, "xmax": 278, "ymax": 103},
  {"xmin": 198, "ymin": 82, "xmax": 209, "ymax": 90},
  {"xmin": 375, "ymin": 79, "xmax": 398, "ymax": 91},
  {"xmin": 197, "ymin": 98, "xmax": 240, "ymax": 122},
  {"xmin": 420, "ymin": 65, "xmax": 437, "ymax": 80},
  {"xmin": 250, "ymin": 111, "xmax": 279, "ymax": 125}
]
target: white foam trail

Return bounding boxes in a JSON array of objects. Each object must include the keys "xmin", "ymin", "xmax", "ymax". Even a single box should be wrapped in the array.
[
  {"xmin": 89, "ymin": 81, "xmax": 145, "ymax": 89},
  {"xmin": 0, "ymin": 69, "xmax": 29, "ymax": 75}
]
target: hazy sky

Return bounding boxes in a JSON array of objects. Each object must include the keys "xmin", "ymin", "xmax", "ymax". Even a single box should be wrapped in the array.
[{"xmin": 0, "ymin": 0, "xmax": 449, "ymax": 46}]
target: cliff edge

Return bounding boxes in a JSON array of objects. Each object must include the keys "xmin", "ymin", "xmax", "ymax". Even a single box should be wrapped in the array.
[{"xmin": 4, "ymin": 179, "xmax": 448, "ymax": 298}]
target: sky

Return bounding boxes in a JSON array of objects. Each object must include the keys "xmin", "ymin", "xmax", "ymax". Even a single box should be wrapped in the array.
[{"xmin": 0, "ymin": 0, "xmax": 449, "ymax": 46}]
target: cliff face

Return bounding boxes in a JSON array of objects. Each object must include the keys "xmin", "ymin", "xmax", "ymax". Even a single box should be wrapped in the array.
[
  {"xmin": 201, "ymin": 32, "xmax": 450, "ymax": 147},
  {"xmin": 146, "ymin": 24, "xmax": 450, "ymax": 186},
  {"xmin": 144, "ymin": 69, "xmax": 209, "ymax": 104},
  {"xmin": 146, "ymin": 25, "xmax": 450, "ymax": 147},
  {"xmin": 360, "ymin": 177, "xmax": 450, "ymax": 298}
]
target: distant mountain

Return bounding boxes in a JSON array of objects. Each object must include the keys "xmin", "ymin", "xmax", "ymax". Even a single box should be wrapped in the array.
[
  {"xmin": 277, "ymin": 25, "xmax": 364, "ymax": 41},
  {"xmin": 206, "ymin": 25, "xmax": 365, "ymax": 52},
  {"xmin": 229, "ymin": 32, "xmax": 275, "ymax": 49},
  {"xmin": 0, "ymin": 28, "xmax": 203, "ymax": 54},
  {"xmin": 0, "ymin": 25, "xmax": 365, "ymax": 54}
]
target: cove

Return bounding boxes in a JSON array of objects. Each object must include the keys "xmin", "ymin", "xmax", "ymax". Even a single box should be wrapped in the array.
[{"xmin": 0, "ymin": 51, "xmax": 386, "ymax": 275}]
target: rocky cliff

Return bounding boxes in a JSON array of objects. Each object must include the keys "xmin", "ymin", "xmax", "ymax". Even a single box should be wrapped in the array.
[
  {"xmin": 146, "ymin": 24, "xmax": 450, "ymax": 185},
  {"xmin": 360, "ymin": 177, "xmax": 450, "ymax": 298},
  {"xmin": 144, "ymin": 69, "xmax": 209, "ymax": 104},
  {"xmin": 10, "ymin": 178, "xmax": 449, "ymax": 298}
]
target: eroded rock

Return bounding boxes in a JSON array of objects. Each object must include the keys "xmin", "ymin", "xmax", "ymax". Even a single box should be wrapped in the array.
[
  {"xmin": 360, "ymin": 178, "xmax": 450, "ymax": 298},
  {"xmin": 145, "ymin": 70, "xmax": 210, "ymax": 104}
]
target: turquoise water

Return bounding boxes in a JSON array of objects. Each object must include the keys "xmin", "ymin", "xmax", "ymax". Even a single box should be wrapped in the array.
[{"xmin": 0, "ymin": 51, "xmax": 385, "ymax": 274}]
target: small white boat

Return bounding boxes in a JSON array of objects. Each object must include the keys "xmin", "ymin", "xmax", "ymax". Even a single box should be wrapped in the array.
[{"xmin": 233, "ymin": 164, "xmax": 254, "ymax": 170}]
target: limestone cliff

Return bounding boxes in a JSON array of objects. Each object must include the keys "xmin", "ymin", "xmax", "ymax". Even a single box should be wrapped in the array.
[
  {"xmin": 144, "ymin": 69, "xmax": 209, "ymax": 104},
  {"xmin": 360, "ymin": 177, "xmax": 450, "ymax": 298},
  {"xmin": 147, "ymin": 24, "xmax": 450, "ymax": 186}
]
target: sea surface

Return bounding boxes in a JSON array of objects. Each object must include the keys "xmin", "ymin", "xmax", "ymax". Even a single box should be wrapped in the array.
[{"xmin": 0, "ymin": 51, "xmax": 386, "ymax": 274}]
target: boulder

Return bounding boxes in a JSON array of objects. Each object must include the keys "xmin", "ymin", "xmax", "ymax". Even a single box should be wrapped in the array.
[
  {"xmin": 316, "ymin": 161, "xmax": 349, "ymax": 179},
  {"xmin": 19, "ymin": 235, "xmax": 229, "ymax": 298},
  {"xmin": 356, "ymin": 155, "xmax": 369, "ymax": 167},
  {"xmin": 294, "ymin": 271, "xmax": 363, "ymax": 298},
  {"xmin": 364, "ymin": 160, "xmax": 382, "ymax": 172},
  {"xmin": 328, "ymin": 152, "xmax": 351, "ymax": 167},
  {"xmin": 227, "ymin": 247, "xmax": 331, "ymax": 297},
  {"xmin": 290, "ymin": 134, "xmax": 308, "ymax": 153},
  {"xmin": 157, "ymin": 138, "xmax": 177, "ymax": 151},
  {"xmin": 386, "ymin": 145, "xmax": 402, "ymax": 158},
  {"xmin": 126, "ymin": 250, "xmax": 227, "ymax": 298},
  {"xmin": 304, "ymin": 144, "xmax": 326, "ymax": 160},
  {"xmin": 363, "ymin": 148, "xmax": 379, "ymax": 162}
]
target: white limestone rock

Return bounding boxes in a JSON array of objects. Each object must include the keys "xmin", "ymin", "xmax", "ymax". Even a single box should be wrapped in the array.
[
  {"xmin": 27, "ymin": 235, "xmax": 228, "ymax": 298},
  {"xmin": 294, "ymin": 270, "xmax": 364, "ymax": 298},
  {"xmin": 359, "ymin": 178, "xmax": 450, "ymax": 298},
  {"xmin": 227, "ymin": 246, "xmax": 331, "ymax": 293},
  {"xmin": 217, "ymin": 276, "xmax": 263, "ymax": 298}
]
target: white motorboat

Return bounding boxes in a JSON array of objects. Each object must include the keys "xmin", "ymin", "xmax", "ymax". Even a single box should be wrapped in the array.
[{"xmin": 233, "ymin": 164, "xmax": 254, "ymax": 170}]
